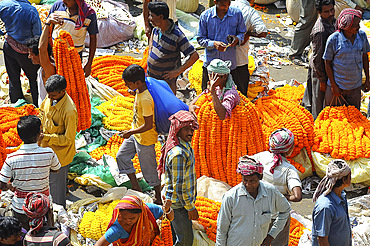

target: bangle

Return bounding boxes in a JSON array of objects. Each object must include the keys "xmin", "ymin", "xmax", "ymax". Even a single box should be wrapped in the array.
[
  {"xmin": 165, "ymin": 207, "xmax": 173, "ymax": 215},
  {"xmin": 45, "ymin": 23, "xmax": 51, "ymax": 26}
]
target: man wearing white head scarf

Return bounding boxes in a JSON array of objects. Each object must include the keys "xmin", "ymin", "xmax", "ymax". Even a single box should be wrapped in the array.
[{"xmin": 312, "ymin": 159, "xmax": 352, "ymax": 246}]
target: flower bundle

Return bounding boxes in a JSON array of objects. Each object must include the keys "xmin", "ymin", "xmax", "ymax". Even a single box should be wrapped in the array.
[
  {"xmin": 95, "ymin": 96, "xmax": 134, "ymax": 131},
  {"xmin": 78, "ymin": 200, "xmax": 121, "ymax": 240},
  {"xmin": 247, "ymin": 84, "xmax": 266, "ymax": 101},
  {"xmin": 188, "ymin": 60, "xmax": 203, "ymax": 95},
  {"xmin": 53, "ymin": 30, "xmax": 91, "ymax": 131},
  {"xmin": 313, "ymin": 106, "xmax": 370, "ymax": 160},
  {"xmin": 268, "ymin": 84, "xmax": 305, "ymax": 103},
  {"xmin": 195, "ymin": 196, "xmax": 221, "ymax": 242},
  {"xmin": 91, "ymin": 48, "xmax": 149, "ymax": 96},
  {"xmin": 152, "ymin": 219, "xmax": 173, "ymax": 246},
  {"xmin": 254, "ymin": 95, "xmax": 315, "ymax": 173},
  {"xmin": 33, "ymin": 4, "xmax": 50, "ymax": 25},
  {"xmin": 192, "ymin": 92, "xmax": 265, "ymax": 186},
  {"xmin": 289, "ymin": 217, "xmax": 306, "ymax": 246}
]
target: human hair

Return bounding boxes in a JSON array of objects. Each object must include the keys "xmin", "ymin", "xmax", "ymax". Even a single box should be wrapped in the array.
[
  {"xmin": 215, "ymin": 0, "xmax": 231, "ymax": 3},
  {"xmin": 315, "ymin": 0, "xmax": 335, "ymax": 12},
  {"xmin": 120, "ymin": 208, "xmax": 142, "ymax": 214},
  {"xmin": 26, "ymin": 36, "xmax": 53, "ymax": 57},
  {"xmin": 0, "ymin": 217, "xmax": 21, "ymax": 240},
  {"xmin": 148, "ymin": 1, "xmax": 169, "ymax": 20},
  {"xmin": 122, "ymin": 64, "xmax": 146, "ymax": 84},
  {"xmin": 45, "ymin": 74, "xmax": 67, "ymax": 93},
  {"xmin": 17, "ymin": 115, "xmax": 41, "ymax": 143}
]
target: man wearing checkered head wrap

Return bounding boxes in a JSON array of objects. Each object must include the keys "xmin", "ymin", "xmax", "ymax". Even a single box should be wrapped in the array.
[
  {"xmin": 311, "ymin": 159, "xmax": 352, "ymax": 246},
  {"xmin": 216, "ymin": 155, "xmax": 291, "ymax": 246}
]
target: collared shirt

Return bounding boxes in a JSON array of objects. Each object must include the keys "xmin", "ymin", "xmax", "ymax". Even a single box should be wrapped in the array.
[
  {"xmin": 202, "ymin": 85, "xmax": 240, "ymax": 118},
  {"xmin": 147, "ymin": 20, "xmax": 196, "ymax": 84},
  {"xmin": 40, "ymin": 93, "xmax": 78, "ymax": 167},
  {"xmin": 310, "ymin": 16, "xmax": 335, "ymax": 81},
  {"xmin": 24, "ymin": 227, "xmax": 70, "ymax": 246},
  {"xmin": 197, "ymin": 6, "xmax": 247, "ymax": 70},
  {"xmin": 0, "ymin": 144, "xmax": 60, "ymax": 214},
  {"xmin": 323, "ymin": 30, "xmax": 370, "ymax": 90},
  {"xmin": 165, "ymin": 138, "xmax": 197, "ymax": 211},
  {"xmin": 312, "ymin": 191, "xmax": 352, "ymax": 246},
  {"xmin": 49, "ymin": 0, "xmax": 98, "ymax": 52},
  {"xmin": 231, "ymin": 0, "xmax": 267, "ymax": 67},
  {"xmin": 0, "ymin": 0, "xmax": 41, "ymax": 44},
  {"xmin": 216, "ymin": 181, "xmax": 291, "ymax": 246}
]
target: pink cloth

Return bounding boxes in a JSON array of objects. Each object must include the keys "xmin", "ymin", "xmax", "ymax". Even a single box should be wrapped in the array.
[
  {"xmin": 75, "ymin": 0, "xmax": 96, "ymax": 30},
  {"xmin": 336, "ymin": 8, "xmax": 362, "ymax": 31},
  {"xmin": 202, "ymin": 86, "xmax": 240, "ymax": 118},
  {"xmin": 269, "ymin": 128, "xmax": 294, "ymax": 174},
  {"xmin": 236, "ymin": 155, "xmax": 264, "ymax": 176}
]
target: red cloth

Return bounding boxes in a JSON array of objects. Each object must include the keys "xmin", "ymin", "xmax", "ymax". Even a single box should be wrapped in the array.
[
  {"xmin": 158, "ymin": 110, "xmax": 199, "ymax": 178},
  {"xmin": 336, "ymin": 8, "xmax": 362, "ymax": 31},
  {"xmin": 75, "ymin": 0, "xmax": 95, "ymax": 30},
  {"xmin": 22, "ymin": 193, "xmax": 50, "ymax": 236}
]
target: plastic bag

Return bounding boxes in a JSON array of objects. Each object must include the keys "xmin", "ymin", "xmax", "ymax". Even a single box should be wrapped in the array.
[{"xmin": 146, "ymin": 77, "xmax": 189, "ymax": 134}]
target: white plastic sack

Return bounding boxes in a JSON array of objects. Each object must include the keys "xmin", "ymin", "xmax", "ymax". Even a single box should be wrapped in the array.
[
  {"xmin": 254, "ymin": 0, "xmax": 277, "ymax": 4},
  {"xmin": 286, "ymin": 0, "xmax": 300, "ymax": 22},
  {"xmin": 197, "ymin": 176, "xmax": 231, "ymax": 202},
  {"xmin": 86, "ymin": 76, "xmax": 122, "ymax": 101}
]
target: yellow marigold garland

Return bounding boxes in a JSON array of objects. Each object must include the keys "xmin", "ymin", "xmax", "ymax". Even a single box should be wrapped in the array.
[
  {"xmin": 289, "ymin": 217, "xmax": 306, "ymax": 246},
  {"xmin": 53, "ymin": 30, "xmax": 91, "ymax": 131},
  {"xmin": 192, "ymin": 92, "xmax": 265, "ymax": 186},
  {"xmin": 188, "ymin": 60, "xmax": 203, "ymax": 95},
  {"xmin": 268, "ymin": 84, "xmax": 305, "ymax": 103}
]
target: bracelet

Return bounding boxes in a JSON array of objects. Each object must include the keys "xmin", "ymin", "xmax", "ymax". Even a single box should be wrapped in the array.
[
  {"xmin": 165, "ymin": 207, "xmax": 173, "ymax": 215},
  {"xmin": 45, "ymin": 23, "xmax": 51, "ymax": 26}
]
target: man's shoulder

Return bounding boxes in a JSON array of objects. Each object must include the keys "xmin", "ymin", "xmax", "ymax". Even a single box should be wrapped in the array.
[
  {"xmin": 260, "ymin": 180, "xmax": 281, "ymax": 194},
  {"xmin": 167, "ymin": 145, "xmax": 188, "ymax": 159},
  {"xmin": 200, "ymin": 7, "xmax": 214, "ymax": 18},
  {"xmin": 50, "ymin": 0, "xmax": 65, "ymax": 11}
]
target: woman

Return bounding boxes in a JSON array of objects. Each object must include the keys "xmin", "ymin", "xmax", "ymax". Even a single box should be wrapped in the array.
[
  {"xmin": 189, "ymin": 59, "xmax": 240, "ymax": 120},
  {"xmin": 95, "ymin": 195, "xmax": 174, "ymax": 246}
]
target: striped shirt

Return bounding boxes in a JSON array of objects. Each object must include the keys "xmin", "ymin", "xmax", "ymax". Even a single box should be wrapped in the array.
[
  {"xmin": 147, "ymin": 20, "xmax": 196, "ymax": 84},
  {"xmin": 0, "ymin": 144, "xmax": 60, "ymax": 214},
  {"xmin": 24, "ymin": 227, "xmax": 70, "ymax": 246},
  {"xmin": 164, "ymin": 138, "xmax": 197, "ymax": 211}
]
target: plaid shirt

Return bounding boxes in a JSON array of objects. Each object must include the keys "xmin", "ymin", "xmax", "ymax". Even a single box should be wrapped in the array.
[{"xmin": 164, "ymin": 138, "xmax": 197, "ymax": 211}]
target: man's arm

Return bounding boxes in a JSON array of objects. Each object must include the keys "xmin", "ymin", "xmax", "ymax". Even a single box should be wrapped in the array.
[
  {"xmin": 363, "ymin": 48, "xmax": 370, "ymax": 92},
  {"xmin": 285, "ymin": 186, "xmax": 302, "ymax": 202},
  {"xmin": 267, "ymin": 191, "xmax": 291, "ymax": 239},
  {"xmin": 143, "ymin": 0, "xmax": 151, "ymax": 38},
  {"xmin": 163, "ymin": 51, "xmax": 199, "ymax": 81},
  {"xmin": 43, "ymin": 111, "xmax": 78, "ymax": 147},
  {"xmin": 84, "ymin": 34, "xmax": 97, "ymax": 77},
  {"xmin": 40, "ymin": 15, "xmax": 59, "ymax": 79},
  {"xmin": 0, "ymin": 182, "xmax": 13, "ymax": 191},
  {"xmin": 120, "ymin": 114, "xmax": 154, "ymax": 139},
  {"xmin": 215, "ymin": 195, "xmax": 232, "ymax": 246},
  {"xmin": 317, "ymin": 236, "xmax": 331, "ymax": 246},
  {"xmin": 241, "ymin": 7, "xmax": 267, "ymax": 46},
  {"xmin": 324, "ymin": 59, "xmax": 341, "ymax": 97}
]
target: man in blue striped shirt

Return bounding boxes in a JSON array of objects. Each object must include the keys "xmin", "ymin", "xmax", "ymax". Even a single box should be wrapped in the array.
[{"xmin": 147, "ymin": 1, "xmax": 199, "ymax": 94}]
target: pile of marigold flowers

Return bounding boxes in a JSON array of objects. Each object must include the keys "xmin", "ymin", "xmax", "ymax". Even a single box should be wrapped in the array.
[
  {"xmin": 151, "ymin": 219, "xmax": 173, "ymax": 246},
  {"xmin": 95, "ymin": 96, "xmax": 134, "ymax": 131},
  {"xmin": 192, "ymin": 92, "xmax": 265, "ymax": 186},
  {"xmin": 91, "ymin": 48, "xmax": 149, "ymax": 96},
  {"xmin": 313, "ymin": 106, "xmax": 370, "ymax": 160},
  {"xmin": 268, "ymin": 84, "xmax": 305, "ymax": 103},
  {"xmin": 195, "ymin": 196, "xmax": 221, "ymax": 242},
  {"xmin": 33, "ymin": 4, "xmax": 50, "ymax": 25},
  {"xmin": 254, "ymin": 95, "xmax": 315, "ymax": 173},
  {"xmin": 0, "ymin": 130, "xmax": 19, "ymax": 169},
  {"xmin": 247, "ymin": 84, "xmax": 266, "ymax": 101},
  {"xmin": 289, "ymin": 217, "xmax": 306, "ymax": 246},
  {"xmin": 188, "ymin": 60, "xmax": 203, "ymax": 95},
  {"xmin": 53, "ymin": 30, "xmax": 91, "ymax": 131}
]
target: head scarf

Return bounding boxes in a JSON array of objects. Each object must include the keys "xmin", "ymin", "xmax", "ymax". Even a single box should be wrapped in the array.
[
  {"xmin": 236, "ymin": 155, "xmax": 264, "ymax": 176},
  {"xmin": 158, "ymin": 110, "xmax": 199, "ymax": 177},
  {"xmin": 335, "ymin": 8, "xmax": 362, "ymax": 31},
  {"xmin": 107, "ymin": 195, "xmax": 159, "ymax": 246},
  {"xmin": 75, "ymin": 0, "xmax": 96, "ymax": 30},
  {"xmin": 22, "ymin": 192, "xmax": 50, "ymax": 236},
  {"xmin": 269, "ymin": 128, "xmax": 295, "ymax": 174},
  {"xmin": 312, "ymin": 159, "xmax": 351, "ymax": 202},
  {"xmin": 207, "ymin": 59, "xmax": 236, "ymax": 97}
]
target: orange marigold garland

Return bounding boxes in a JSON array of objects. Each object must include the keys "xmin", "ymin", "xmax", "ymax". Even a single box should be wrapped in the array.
[
  {"xmin": 91, "ymin": 48, "xmax": 149, "ymax": 96},
  {"xmin": 53, "ymin": 30, "xmax": 91, "ymax": 131},
  {"xmin": 192, "ymin": 92, "xmax": 265, "ymax": 186},
  {"xmin": 313, "ymin": 105, "xmax": 370, "ymax": 160},
  {"xmin": 289, "ymin": 217, "xmax": 306, "ymax": 246},
  {"xmin": 268, "ymin": 84, "xmax": 305, "ymax": 103},
  {"xmin": 254, "ymin": 95, "xmax": 315, "ymax": 173},
  {"xmin": 195, "ymin": 196, "xmax": 221, "ymax": 242},
  {"xmin": 151, "ymin": 219, "xmax": 173, "ymax": 246}
]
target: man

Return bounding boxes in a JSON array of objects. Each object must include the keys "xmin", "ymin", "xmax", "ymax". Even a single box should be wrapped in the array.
[
  {"xmin": 302, "ymin": 0, "xmax": 335, "ymax": 119},
  {"xmin": 0, "ymin": 0, "xmax": 41, "ymax": 106},
  {"xmin": 159, "ymin": 110, "xmax": 199, "ymax": 246},
  {"xmin": 197, "ymin": 0, "xmax": 246, "ymax": 91},
  {"xmin": 23, "ymin": 193, "xmax": 70, "ymax": 246},
  {"xmin": 48, "ymin": 0, "xmax": 98, "ymax": 77},
  {"xmin": 39, "ymin": 74, "xmax": 78, "ymax": 208},
  {"xmin": 0, "ymin": 115, "xmax": 60, "ymax": 230},
  {"xmin": 312, "ymin": 159, "xmax": 352, "ymax": 246},
  {"xmin": 216, "ymin": 156, "xmax": 291, "ymax": 246},
  {"xmin": 0, "ymin": 217, "xmax": 23, "ymax": 246},
  {"xmin": 324, "ymin": 8, "xmax": 370, "ymax": 109},
  {"xmin": 230, "ymin": 0, "xmax": 267, "ymax": 96},
  {"xmin": 147, "ymin": 1, "xmax": 199, "ymax": 94}
]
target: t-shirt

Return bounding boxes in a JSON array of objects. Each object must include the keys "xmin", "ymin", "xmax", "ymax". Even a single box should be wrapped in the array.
[
  {"xmin": 24, "ymin": 227, "xmax": 70, "ymax": 246},
  {"xmin": 132, "ymin": 89, "xmax": 158, "ymax": 146},
  {"xmin": 49, "ymin": 0, "xmax": 98, "ymax": 52},
  {"xmin": 104, "ymin": 203, "xmax": 163, "ymax": 243}
]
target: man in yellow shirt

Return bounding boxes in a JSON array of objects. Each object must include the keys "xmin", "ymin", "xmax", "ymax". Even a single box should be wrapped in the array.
[
  {"xmin": 116, "ymin": 64, "xmax": 162, "ymax": 205},
  {"xmin": 39, "ymin": 74, "xmax": 78, "ymax": 208}
]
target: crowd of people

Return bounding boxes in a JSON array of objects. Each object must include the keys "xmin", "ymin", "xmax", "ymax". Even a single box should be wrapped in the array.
[{"xmin": 0, "ymin": 0, "xmax": 366, "ymax": 245}]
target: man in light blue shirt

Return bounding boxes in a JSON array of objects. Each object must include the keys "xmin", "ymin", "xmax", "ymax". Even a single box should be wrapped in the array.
[
  {"xmin": 197, "ymin": 0, "xmax": 246, "ymax": 91},
  {"xmin": 0, "ymin": 0, "xmax": 41, "ymax": 106},
  {"xmin": 216, "ymin": 155, "xmax": 291, "ymax": 246}
]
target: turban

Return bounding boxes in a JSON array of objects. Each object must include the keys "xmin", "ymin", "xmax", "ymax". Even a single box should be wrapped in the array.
[
  {"xmin": 269, "ymin": 128, "xmax": 295, "ymax": 173},
  {"xmin": 236, "ymin": 155, "xmax": 264, "ymax": 176},
  {"xmin": 207, "ymin": 59, "xmax": 231, "ymax": 75},
  {"xmin": 336, "ymin": 8, "xmax": 362, "ymax": 31},
  {"xmin": 312, "ymin": 159, "xmax": 351, "ymax": 202},
  {"xmin": 158, "ymin": 110, "xmax": 199, "ymax": 177},
  {"xmin": 23, "ymin": 192, "xmax": 50, "ymax": 235}
]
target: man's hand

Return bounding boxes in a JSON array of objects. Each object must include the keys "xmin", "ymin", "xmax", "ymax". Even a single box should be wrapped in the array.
[
  {"xmin": 355, "ymin": 5, "xmax": 363, "ymax": 12},
  {"xmin": 364, "ymin": 78, "xmax": 370, "ymax": 92},
  {"xmin": 162, "ymin": 195, "xmax": 172, "ymax": 213},
  {"xmin": 208, "ymin": 72, "xmax": 221, "ymax": 93},
  {"xmin": 229, "ymin": 35, "xmax": 239, "ymax": 47},
  {"xmin": 46, "ymin": 13, "xmax": 64, "ymax": 25},
  {"xmin": 331, "ymin": 84, "xmax": 341, "ymax": 97},
  {"xmin": 319, "ymin": 79, "xmax": 327, "ymax": 92},
  {"xmin": 38, "ymin": 132, "xmax": 44, "ymax": 145},
  {"xmin": 188, "ymin": 208, "xmax": 199, "ymax": 220},
  {"xmin": 145, "ymin": 26, "xmax": 152, "ymax": 39},
  {"xmin": 118, "ymin": 130, "xmax": 132, "ymax": 139},
  {"xmin": 214, "ymin": 41, "xmax": 227, "ymax": 52},
  {"xmin": 189, "ymin": 104, "xmax": 200, "ymax": 118},
  {"xmin": 84, "ymin": 63, "xmax": 92, "ymax": 77},
  {"xmin": 260, "ymin": 234, "xmax": 274, "ymax": 246},
  {"xmin": 163, "ymin": 69, "xmax": 180, "ymax": 80}
]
